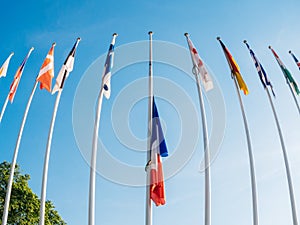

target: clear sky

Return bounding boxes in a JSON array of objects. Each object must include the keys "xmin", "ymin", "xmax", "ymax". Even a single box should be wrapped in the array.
[{"xmin": 0, "ymin": 0, "xmax": 300, "ymax": 225}]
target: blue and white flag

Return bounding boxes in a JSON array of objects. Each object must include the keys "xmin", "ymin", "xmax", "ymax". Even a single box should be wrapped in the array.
[
  {"xmin": 102, "ymin": 33, "xmax": 117, "ymax": 99},
  {"xmin": 244, "ymin": 41, "xmax": 275, "ymax": 96}
]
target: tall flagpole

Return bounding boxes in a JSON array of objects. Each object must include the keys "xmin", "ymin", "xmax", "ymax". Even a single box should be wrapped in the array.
[
  {"xmin": 232, "ymin": 75, "xmax": 259, "ymax": 225},
  {"xmin": 88, "ymin": 33, "xmax": 117, "ymax": 225},
  {"xmin": 265, "ymin": 87, "xmax": 298, "ymax": 225},
  {"xmin": 184, "ymin": 33, "xmax": 211, "ymax": 225},
  {"xmin": 1, "ymin": 81, "xmax": 38, "ymax": 225},
  {"xmin": 88, "ymin": 87, "xmax": 104, "ymax": 225},
  {"xmin": 217, "ymin": 37, "xmax": 258, "ymax": 225},
  {"xmin": 145, "ymin": 31, "xmax": 154, "ymax": 225},
  {"xmin": 39, "ymin": 89, "xmax": 62, "ymax": 225}
]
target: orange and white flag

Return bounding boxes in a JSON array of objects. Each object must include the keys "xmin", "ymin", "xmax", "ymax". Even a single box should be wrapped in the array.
[
  {"xmin": 36, "ymin": 43, "xmax": 55, "ymax": 92},
  {"xmin": 0, "ymin": 52, "xmax": 14, "ymax": 78}
]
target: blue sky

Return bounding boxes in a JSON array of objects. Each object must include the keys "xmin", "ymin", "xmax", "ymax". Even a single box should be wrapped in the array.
[{"xmin": 0, "ymin": 0, "xmax": 300, "ymax": 225}]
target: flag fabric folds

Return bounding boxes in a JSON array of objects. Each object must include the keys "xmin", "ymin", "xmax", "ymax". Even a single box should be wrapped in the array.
[
  {"xmin": 36, "ymin": 43, "xmax": 56, "ymax": 92},
  {"xmin": 289, "ymin": 50, "xmax": 300, "ymax": 71},
  {"xmin": 0, "ymin": 53, "xmax": 14, "ymax": 78},
  {"xmin": 8, "ymin": 48, "xmax": 34, "ymax": 103},
  {"xmin": 186, "ymin": 35, "xmax": 213, "ymax": 91},
  {"xmin": 269, "ymin": 46, "xmax": 300, "ymax": 95},
  {"xmin": 52, "ymin": 38, "xmax": 80, "ymax": 94},
  {"xmin": 149, "ymin": 98, "xmax": 168, "ymax": 206},
  {"xmin": 244, "ymin": 41, "xmax": 275, "ymax": 96},
  {"xmin": 102, "ymin": 33, "xmax": 117, "ymax": 99},
  {"xmin": 217, "ymin": 38, "xmax": 249, "ymax": 95}
]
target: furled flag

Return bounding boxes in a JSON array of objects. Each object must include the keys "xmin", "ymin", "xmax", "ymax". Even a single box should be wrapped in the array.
[
  {"xmin": 217, "ymin": 37, "xmax": 249, "ymax": 95},
  {"xmin": 269, "ymin": 46, "xmax": 300, "ymax": 95},
  {"xmin": 244, "ymin": 41, "xmax": 275, "ymax": 96},
  {"xmin": 36, "ymin": 43, "xmax": 56, "ymax": 92},
  {"xmin": 289, "ymin": 50, "xmax": 300, "ymax": 71},
  {"xmin": 149, "ymin": 98, "xmax": 168, "ymax": 206},
  {"xmin": 52, "ymin": 38, "xmax": 80, "ymax": 94},
  {"xmin": 185, "ymin": 34, "xmax": 213, "ymax": 91},
  {"xmin": 0, "ymin": 52, "xmax": 14, "ymax": 78},
  {"xmin": 9, "ymin": 48, "xmax": 34, "ymax": 102},
  {"xmin": 102, "ymin": 33, "xmax": 117, "ymax": 99}
]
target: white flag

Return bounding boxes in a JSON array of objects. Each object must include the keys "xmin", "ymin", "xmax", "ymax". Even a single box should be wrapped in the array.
[
  {"xmin": 186, "ymin": 36, "xmax": 213, "ymax": 91},
  {"xmin": 102, "ymin": 33, "xmax": 117, "ymax": 99},
  {"xmin": 52, "ymin": 38, "xmax": 80, "ymax": 94},
  {"xmin": 0, "ymin": 52, "xmax": 14, "ymax": 78}
]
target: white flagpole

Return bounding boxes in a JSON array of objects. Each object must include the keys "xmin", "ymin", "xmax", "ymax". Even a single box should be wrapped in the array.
[
  {"xmin": 265, "ymin": 87, "xmax": 298, "ymax": 225},
  {"xmin": 0, "ymin": 95, "xmax": 9, "ymax": 123},
  {"xmin": 145, "ymin": 31, "xmax": 154, "ymax": 225},
  {"xmin": 184, "ymin": 33, "xmax": 211, "ymax": 225},
  {"xmin": 1, "ymin": 81, "xmax": 38, "ymax": 225},
  {"xmin": 39, "ymin": 89, "xmax": 62, "ymax": 225},
  {"xmin": 88, "ymin": 33, "xmax": 117, "ymax": 225},
  {"xmin": 88, "ymin": 87, "xmax": 104, "ymax": 225},
  {"xmin": 232, "ymin": 74, "xmax": 259, "ymax": 225}
]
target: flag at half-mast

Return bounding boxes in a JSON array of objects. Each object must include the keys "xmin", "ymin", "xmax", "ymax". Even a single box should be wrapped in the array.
[
  {"xmin": 0, "ymin": 52, "xmax": 14, "ymax": 78},
  {"xmin": 244, "ymin": 41, "xmax": 275, "ymax": 96},
  {"xmin": 149, "ymin": 98, "xmax": 168, "ymax": 207},
  {"xmin": 36, "ymin": 43, "xmax": 56, "ymax": 92},
  {"xmin": 102, "ymin": 33, "xmax": 117, "ymax": 99},
  {"xmin": 52, "ymin": 38, "xmax": 80, "ymax": 94},
  {"xmin": 217, "ymin": 38, "xmax": 249, "ymax": 95},
  {"xmin": 269, "ymin": 46, "xmax": 300, "ymax": 95},
  {"xmin": 186, "ymin": 35, "xmax": 213, "ymax": 91},
  {"xmin": 289, "ymin": 50, "xmax": 300, "ymax": 71},
  {"xmin": 8, "ymin": 48, "xmax": 34, "ymax": 103}
]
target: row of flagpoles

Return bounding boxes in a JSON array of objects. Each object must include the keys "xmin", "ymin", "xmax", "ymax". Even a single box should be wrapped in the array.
[{"xmin": 0, "ymin": 32, "xmax": 299, "ymax": 225}]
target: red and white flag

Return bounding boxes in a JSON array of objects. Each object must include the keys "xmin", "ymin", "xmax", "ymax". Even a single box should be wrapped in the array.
[
  {"xmin": 9, "ymin": 48, "xmax": 34, "ymax": 103},
  {"xmin": 186, "ymin": 36, "xmax": 213, "ymax": 91},
  {"xmin": 36, "ymin": 43, "xmax": 55, "ymax": 92}
]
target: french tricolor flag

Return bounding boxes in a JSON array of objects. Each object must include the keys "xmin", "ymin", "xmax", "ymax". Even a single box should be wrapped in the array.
[{"xmin": 149, "ymin": 98, "xmax": 168, "ymax": 206}]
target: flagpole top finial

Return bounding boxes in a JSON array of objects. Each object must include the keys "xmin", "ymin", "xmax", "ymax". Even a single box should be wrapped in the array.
[
  {"xmin": 289, "ymin": 50, "xmax": 292, "ymax": 54},
  {"xmin": 77, "ymin": 37, "xmax": 81, "ymax": 42},
  {"xmin": 148, "ymin": 31, "xmax": 153, "ymax": 35},
  {"xmin": 113, "ymin": 33, "xmax": 118, "ymax": 36},
  {"xmin": 184, "ymin": 33, "xmax": 189, "ymax": 37},
  {"xmin": 216, "ymin": 37, "xmax": 221, "ymax": 40},
  {"xmin": 243, "ymin": 40, "xmax": 247, "ymax": 43},
  {"xmin": 268, "ymin": 45, "xmax": 272, "ymax": 49},
  {"xmin": 52, "ymin": 42, "xmax": 56, "ymax": 47}
]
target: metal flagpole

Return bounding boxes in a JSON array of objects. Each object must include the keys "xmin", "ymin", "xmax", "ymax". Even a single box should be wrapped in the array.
[
  {"xmin": 0, "ymin": 95, "xmax": 9, "ymax": 123},
  {"xmin": 232, "ymin": 75, "xmax": 259, "ymax": 225},
  {"xmin": 145, "ymin": 31, "xmax": 154, "ymax": 225},
  {"xmin": 184, "ymin": 33, "xmax": 211, "ymax": 225},
  {"xmin": 39, "ymin": 89, "xmax": 62, "ymax": 225},
  {"xmin": 88, "ymin": 87, "xmax": 104, "ymax": 225},
  {"xmin": 1, "ymin": 81, "xmax": 38, "ymax": 225},
  {"xmin": 265, "ymin": 87, "xmax": 298, "ymax": 225}
]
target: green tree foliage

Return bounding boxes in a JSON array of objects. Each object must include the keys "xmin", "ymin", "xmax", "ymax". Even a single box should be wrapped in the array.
[{"xmin": 0, "ymin": 161, "xmax": 66, "ymax": 224}]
